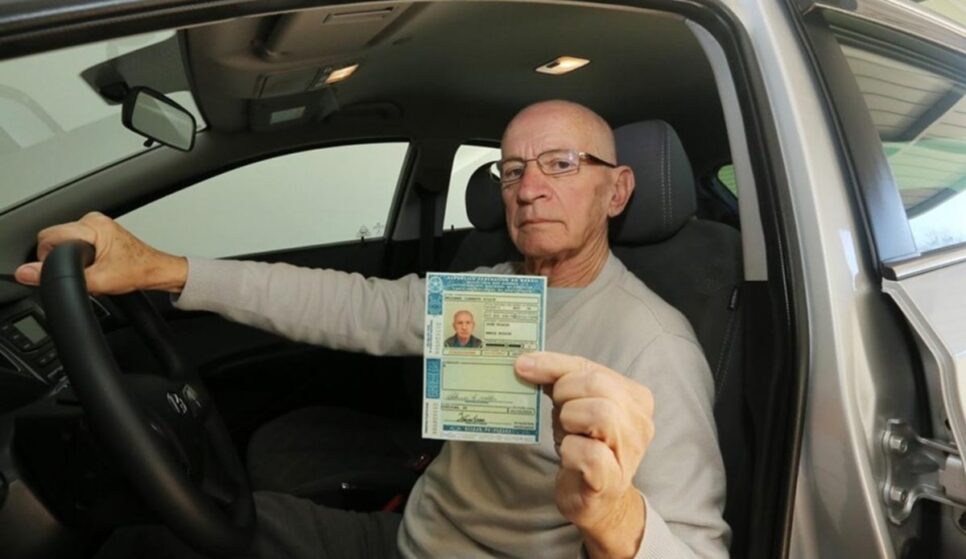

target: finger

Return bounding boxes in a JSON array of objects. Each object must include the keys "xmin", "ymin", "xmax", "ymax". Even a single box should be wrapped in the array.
[
  {"xmin": 550, "ymin": 368, "xmax": 626, "ymax": 406},
  {"xmin": 558, "ymin": 398, "xmax": 621, "ymax": 450},
  {"xmin": 36, "ymin": 222, "xmax": 98, "ymax": 261},
  {"xmin": 558, "ymin": 434, "xmax": 620, "ymax": 494},
  {"xmin": 554, "ymin": 372, "xmax": 653, "ymax": 420},
  {"xmin": 14, "ymin": 262, "xmax": 42, "ymax": 286},
  {"xmin": 515, "ymin": 351, "xmax": 600, "ymax": 385},
  {"xmin": 551, "ymin": 404, "xmax": 564, "ymax": 455}
]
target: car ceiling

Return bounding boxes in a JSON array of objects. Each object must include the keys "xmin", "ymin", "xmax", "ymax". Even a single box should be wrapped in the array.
[
  {"xmin": 177, "ymin": 1, "xmax": 727, "ymax": 171},
  {"xmin": 0, "ymin": 0, "xmax": 730, "ymax": 303}
]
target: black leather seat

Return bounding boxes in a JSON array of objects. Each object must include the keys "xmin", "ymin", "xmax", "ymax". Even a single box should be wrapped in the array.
[
  {"xmin": 610, "ymin": 121, "xmax": 748, "ymax": 552},
  {"xmin": 245, "ymin": 121, "xmax": 749, "ymax": 548}
]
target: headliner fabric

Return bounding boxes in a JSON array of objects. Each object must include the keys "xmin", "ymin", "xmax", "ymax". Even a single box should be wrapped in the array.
[
  {"xmin": 611, "ymin": 120, "xmax": 698, "ymax": 244},
  {"xmin": 464, "ymin": 163, "xmax": 506, "ymax": 231}
]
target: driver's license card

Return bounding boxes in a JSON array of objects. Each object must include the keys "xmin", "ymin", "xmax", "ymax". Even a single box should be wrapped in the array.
[{"xmin": 422, "ymin": 272, "xmax": 547, "ymax": 444}]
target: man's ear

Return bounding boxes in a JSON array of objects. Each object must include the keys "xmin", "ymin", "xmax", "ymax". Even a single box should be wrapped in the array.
[{"xmin": 607, "ymin": 166, "xmax": 635, "ymax": 218}]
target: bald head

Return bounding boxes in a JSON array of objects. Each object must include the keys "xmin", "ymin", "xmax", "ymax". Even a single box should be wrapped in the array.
[
  {"xmin": 502, "ymin": 100, "xmax": 616, "ymax": 162},
  {"xmin": 497, "ymin": 100, "xmax": 635, "ymax": 286}
]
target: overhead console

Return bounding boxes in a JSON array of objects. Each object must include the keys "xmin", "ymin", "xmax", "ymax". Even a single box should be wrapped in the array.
[
  {"xmin": 199, "ymin": 2, "xmax": 415, "ymax": 101},
  {"xmin": 182, "ymin": 1, "xmax": 418, "ymax": 131}
]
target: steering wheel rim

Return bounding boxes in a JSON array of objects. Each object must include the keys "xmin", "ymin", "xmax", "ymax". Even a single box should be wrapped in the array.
[{"xmin": 39, "ymin": 242, "xmax": 254, "ymax": 556}]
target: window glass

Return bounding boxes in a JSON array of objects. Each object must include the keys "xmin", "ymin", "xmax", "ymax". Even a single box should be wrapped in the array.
[
  {"xmin": 118, "ymin": 143, "xmax": 409, "ymax": 258},
  {"xmin": 444, "ymin": 145, "xmax": 501, "ymax": 230},
  {"xmin": 917, "ymin": 0, "xmax": 966, "ymax": 26},
  {"xmin": 0, "ymin": 31, "xmax": 205, "ymax": 213},
  {"xmin": 839, "ymin": 44, "xmax": 966, "ymax": 253},
  {"xmin": 717, "ymin": 164, "xmax": 738, "ymax": 196}
]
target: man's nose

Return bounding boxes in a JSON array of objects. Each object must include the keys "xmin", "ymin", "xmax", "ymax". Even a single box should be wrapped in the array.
[{"xmin": 515, "ymin": 163, "xmax": 550, "ymax": 203}]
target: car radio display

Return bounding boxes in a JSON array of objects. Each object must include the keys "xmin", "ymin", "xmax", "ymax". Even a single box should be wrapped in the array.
[{"xmin": 13, "ymin": 315, "xmax": 47, "ymax": 345}]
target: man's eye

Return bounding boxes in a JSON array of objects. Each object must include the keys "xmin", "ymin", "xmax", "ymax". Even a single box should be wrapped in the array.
[
  {"xmin": 548, "ymin": 158, "xmax": 576, "ymax": 172},
  {"xmin": 503, "ymin": 167, "xmax": 524, "ymax": 180}
]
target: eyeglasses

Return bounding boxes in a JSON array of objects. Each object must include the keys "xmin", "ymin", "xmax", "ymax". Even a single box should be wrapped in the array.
[{"xmin": 489, "ymin": 149, "xmax": 617, "ymax": 186}]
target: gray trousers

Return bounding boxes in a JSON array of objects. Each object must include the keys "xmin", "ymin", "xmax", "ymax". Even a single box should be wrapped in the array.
[{"xmin": 93, "ymin": 492, "xmax": 403, "ymax": 559}]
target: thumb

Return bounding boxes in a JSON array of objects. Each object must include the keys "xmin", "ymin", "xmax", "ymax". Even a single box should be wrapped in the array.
[{"xmin": 14, "ymin": 262, "xmax": 42, "ymax": 286}]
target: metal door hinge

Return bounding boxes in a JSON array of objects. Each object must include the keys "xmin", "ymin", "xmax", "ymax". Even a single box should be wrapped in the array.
[{"xmin": 882, "ymin": 419, "xmax": 966, "ymax": 524}]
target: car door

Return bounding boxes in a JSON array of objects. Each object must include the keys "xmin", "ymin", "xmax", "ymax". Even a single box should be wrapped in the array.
[{"xmin": 793, "ymin": 1, "xmax": 966, "ymax": 556}]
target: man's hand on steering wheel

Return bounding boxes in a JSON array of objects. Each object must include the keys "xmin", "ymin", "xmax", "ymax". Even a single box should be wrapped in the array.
[
  {"xmin": 16, "ymin": 215, "xmax": 256, "ymax": 556},
  {"xmin": 14, "ymin": 211, "xmax": 187, "ymax": 295}
]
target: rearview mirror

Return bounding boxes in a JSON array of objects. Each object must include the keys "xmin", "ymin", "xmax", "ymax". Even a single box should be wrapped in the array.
[{"xmin": 122, "ymin": 87, "xmax": 196, "ymax": 151}]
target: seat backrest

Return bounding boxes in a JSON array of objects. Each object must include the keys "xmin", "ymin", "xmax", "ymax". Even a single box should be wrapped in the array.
[
  {"xmin": 447, "ymin": 163, "xmax": 520, "ymax": 272},
  {"xmin": 611, "ymin": 121, "xmax": 742, "ymax": 390},
  {"xmin": 611, "ymin": 120, "xmax": 748, "ymax": 554}
]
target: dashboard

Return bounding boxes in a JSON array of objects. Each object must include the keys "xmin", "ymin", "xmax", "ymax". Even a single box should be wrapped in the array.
[
  {"xmin": 0, "ymin": 295, "xmax": 110, "ymax": 414},
  {"xmin": 0, "ymin": 303, "xmax": 62, "ymax": 383}
]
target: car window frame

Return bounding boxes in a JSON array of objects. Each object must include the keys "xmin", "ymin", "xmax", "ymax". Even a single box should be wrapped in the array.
[{"xmin": 792, "ymin": 1, "xmax": 966, "ymax": 272}]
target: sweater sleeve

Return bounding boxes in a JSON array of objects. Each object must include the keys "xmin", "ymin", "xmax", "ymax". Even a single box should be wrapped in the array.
[
  {"xmin": 172, "ymin": 258, "xmax": 425, "ymax": 356},
  {"xmin": 629, "ymin": 333, "xmax": 731, "ymax": 558}
]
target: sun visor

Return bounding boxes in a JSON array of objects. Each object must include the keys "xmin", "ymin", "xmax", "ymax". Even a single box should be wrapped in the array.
[{"xmin": 259, "ymin": 3, "xmax": 412, "ymax": 61}]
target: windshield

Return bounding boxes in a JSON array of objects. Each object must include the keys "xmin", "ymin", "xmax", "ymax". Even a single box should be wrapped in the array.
[{"xmin": 0, "ymin": 30, "xmax": 205, "ymax": 214}]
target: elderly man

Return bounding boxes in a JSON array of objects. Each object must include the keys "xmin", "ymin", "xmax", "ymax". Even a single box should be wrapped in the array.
[
  {"xmin": 444, "ymin": 309, "xmax": 482, "ymax": 347},
  {"xmin": 16, "ymin": 100, "xmax": 728, "ymax": 558}
]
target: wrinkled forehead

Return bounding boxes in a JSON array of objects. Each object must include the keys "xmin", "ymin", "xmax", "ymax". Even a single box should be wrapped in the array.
[
  {"xmin": 454, "ymin": 311, "xmax": 474, "ymax": 321},
  {"xmin": 501, "ymin": 107, "xmax": 606, "ymax": 159}
]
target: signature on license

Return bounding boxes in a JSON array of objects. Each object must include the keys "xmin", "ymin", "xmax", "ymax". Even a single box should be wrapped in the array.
[{"xmin": 457, "ymin": 412, "xmax": 487, "ymax": 425}]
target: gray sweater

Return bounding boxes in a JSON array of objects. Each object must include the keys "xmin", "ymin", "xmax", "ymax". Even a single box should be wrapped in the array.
[{"xmin": 174, "ymin": 254, "xmax": 730, "ymax": 558}]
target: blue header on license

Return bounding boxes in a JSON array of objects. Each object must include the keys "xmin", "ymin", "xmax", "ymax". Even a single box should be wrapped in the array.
[{"xmin": 427, "ymin": 273, "xmax": 545, "ymax": 317}]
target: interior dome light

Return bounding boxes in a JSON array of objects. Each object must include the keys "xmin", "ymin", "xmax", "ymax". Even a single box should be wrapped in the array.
[
  {"xmin": 325, "ymin": 63, "xmax": 360, "ymax": 84},
  {"xmin": 535, "ymin": 56, "xmax": 590, "ymax": 75}
]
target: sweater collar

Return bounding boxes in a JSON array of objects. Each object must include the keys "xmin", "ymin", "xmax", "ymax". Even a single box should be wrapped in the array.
[{"xmin": 546, "ymin": 252, "xmax": 625, "ymax": 333}]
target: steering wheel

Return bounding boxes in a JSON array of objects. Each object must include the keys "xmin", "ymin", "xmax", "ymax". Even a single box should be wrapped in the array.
[{"xmin": 39, "ymin": 242, "xmax": 254, "ymax": 556}]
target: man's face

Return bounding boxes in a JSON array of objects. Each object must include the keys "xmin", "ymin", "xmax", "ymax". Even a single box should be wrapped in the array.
[
  {"xmin": 500, "ymin": 106, "xmax": 617, "ymax": 259},
  {"xmin": 453, "ymin": 312, "xmax": 475, "ymax": 339}
]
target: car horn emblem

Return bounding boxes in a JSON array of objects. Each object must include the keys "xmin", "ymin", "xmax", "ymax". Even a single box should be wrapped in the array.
[{"xmin": 166, "ymin": 392, "xmax": 188, "ymax": 416}]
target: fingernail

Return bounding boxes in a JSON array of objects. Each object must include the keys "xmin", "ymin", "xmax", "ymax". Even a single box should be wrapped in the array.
[
  {"xmin": 15, "ymin": 265, "xmax": 37, "ymax": 283},
  {"xmin": 516, "ymin": 355, "xmax": 535, "ymax": 371}
]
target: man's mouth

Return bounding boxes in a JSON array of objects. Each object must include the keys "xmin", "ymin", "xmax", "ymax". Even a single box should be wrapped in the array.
[{"xmin": 519, "ymin": 218, "xmax": 554, "ymax": 227}]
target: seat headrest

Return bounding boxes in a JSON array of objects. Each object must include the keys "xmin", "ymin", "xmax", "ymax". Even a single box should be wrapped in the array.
[
  {"xmin": 465, "ymin": 163, "xmax": 506, "ymax": 231},
  {"xmin": 611, "ymin": 120, "xmax": 697, "ymax": 244}
]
